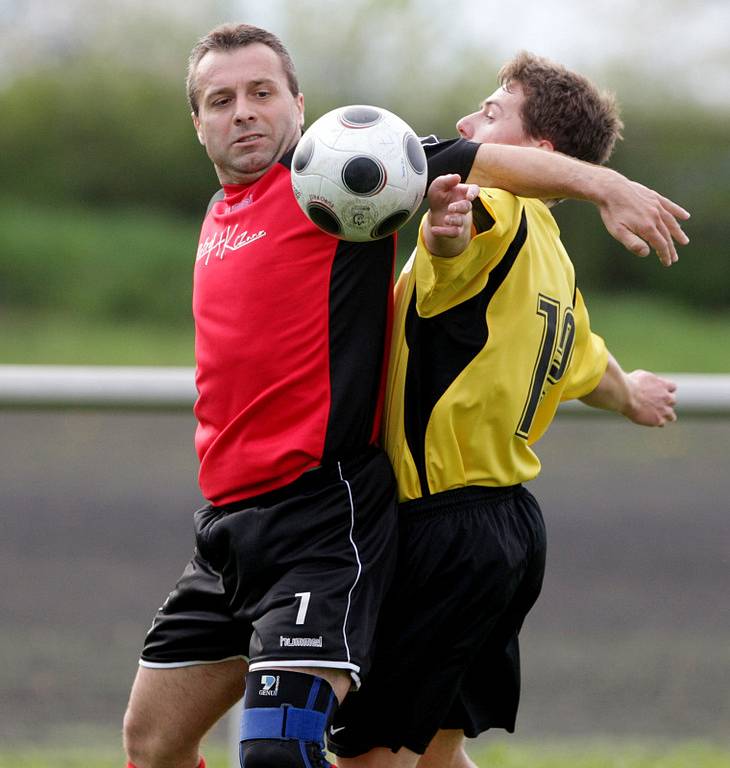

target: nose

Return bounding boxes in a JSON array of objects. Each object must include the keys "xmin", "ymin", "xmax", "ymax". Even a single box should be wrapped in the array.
[
  {"xmin": 456, "ymin": 115, "xmax": 472, "ymax": 139},
  {"xmin": 233, "ymin": 97, "xmax": 256, "ymax": 124}
]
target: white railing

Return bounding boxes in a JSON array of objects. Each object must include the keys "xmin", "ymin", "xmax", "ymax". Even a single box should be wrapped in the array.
[
  {"xmin": 0, "ymin": 365, "xmax": 196, "ymax": 408},
  {"xmin": 1, "ymin": 365, "xmax": 728, "ymax": 414}
]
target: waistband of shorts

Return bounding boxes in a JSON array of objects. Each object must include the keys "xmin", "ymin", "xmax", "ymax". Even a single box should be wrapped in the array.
[
  {"xmin": 399, "ymin": 484, "xmax": 522, "ymax": 518},
  {"xmin": 211, "ymin": 445, "xmax": 383, "ymax": 513}
]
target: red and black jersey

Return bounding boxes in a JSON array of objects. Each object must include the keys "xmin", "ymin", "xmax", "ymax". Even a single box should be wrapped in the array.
[{"xmin": 192, "ymin": 139, "xmax": 478, "ymax": 505}]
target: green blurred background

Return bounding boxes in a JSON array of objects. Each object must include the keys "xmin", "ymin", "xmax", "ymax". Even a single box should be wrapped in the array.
[{"xmin": 0, "ymin": 0, "xmax": 728, "ymax": 370}]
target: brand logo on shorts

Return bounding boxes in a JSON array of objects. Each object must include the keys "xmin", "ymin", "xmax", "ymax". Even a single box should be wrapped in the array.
[
  {"xmin": 279, "ymin": 635, "xmax": 323, "ymax": 648},
  {"xmin": 259, "ymin": 674, "xmax": 280, "ymax": 696}
]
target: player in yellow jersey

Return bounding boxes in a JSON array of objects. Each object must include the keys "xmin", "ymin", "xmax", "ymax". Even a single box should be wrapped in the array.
[{"xmin": 328, "ymin": 53, "xmax": 678, "ymax": 768}]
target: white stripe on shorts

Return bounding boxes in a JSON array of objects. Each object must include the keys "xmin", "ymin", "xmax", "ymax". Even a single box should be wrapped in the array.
[
  {"xmin": 337, "ymin": 460, "xmax": 362, "ymax": 668},
  {"xmin": 138, "ymin": 653, "xmax": 248, "ymax": 669},
  {"xmin": 249, "ymin": 658, "xmax": 361, "ymax": 688}
]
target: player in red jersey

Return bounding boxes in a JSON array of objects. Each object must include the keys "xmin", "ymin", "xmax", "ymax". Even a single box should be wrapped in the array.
[{"xmin": 121, "ymin": 24, "xmax": 689, "ymax": 768}]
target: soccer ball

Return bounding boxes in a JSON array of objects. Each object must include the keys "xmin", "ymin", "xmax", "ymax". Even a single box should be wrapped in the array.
[{"xmin": 291, "ymin": 105, "xmax": 428, "ymax": 242}]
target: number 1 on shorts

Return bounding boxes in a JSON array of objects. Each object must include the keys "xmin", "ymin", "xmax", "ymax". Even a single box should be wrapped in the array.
[{"xmin": 294, "ymin": 591, "xmax": 311, "ymax": 625}]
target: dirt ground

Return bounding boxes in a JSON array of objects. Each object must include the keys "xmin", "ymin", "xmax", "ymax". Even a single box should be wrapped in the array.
[{"xmin": 1, "ymin": 409, "xmax": 728, "ymax": 744}]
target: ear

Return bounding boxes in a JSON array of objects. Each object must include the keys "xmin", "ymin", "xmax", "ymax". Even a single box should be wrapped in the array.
[
  {"xmin": 297, "ymin": 92, "xmax": 305, "ymax": 131},
  {"xmin": 536, "ymin": 138, "xmax": 554, "ymax": 152},
  {"xmin": 191, "ymin": 111, "xmax": 205, "ymax": 146}
]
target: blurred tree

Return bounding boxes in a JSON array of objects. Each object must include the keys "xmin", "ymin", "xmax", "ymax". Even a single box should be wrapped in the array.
[
  {"xmin": 556, "ymin": 107, "xmax": 730, "ymax": 309},
  {"xmin": 0, "ymin": 60, "xmax": 216, "ymax": 216},
  {"xmin": 0, "ymin": 0, "xmax": 727, "ymax": 320}
]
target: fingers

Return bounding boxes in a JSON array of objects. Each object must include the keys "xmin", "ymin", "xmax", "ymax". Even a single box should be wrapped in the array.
[
  {"xmin": 664, "ymin": 378, "xmax": 678, "ymax": 423},
  {"xmin": 447, "ymin": 198, "xmax": 473, "ymax": 215},
  {"xmin": 654, "ymin": 382, "xmax": 678, "ymax": 425},
  {"xmin": 432, "ymin": 208, "xmax": 470, "ymax": 235},
  {"xmin": 430, "ymin": 224, "xmax": 466, "ymax": 238},
  {"xmin": 650, "ymin": 216, "xmax": 678, "ymax": 267},
  {"xmin": 627, "ymin": 371, "xmax": 678, "ymax": 426},
  {"xmin": 612, "ymin": 224, "xmax": 651, "ymax": 258},
  {"xmin": 621, "ymin": 219, "xmax": 674, "ymax": 267},
  {"xmin": 661, "ymin": 206, "xmax": 690, "ymax": 246},
  {"xmin": 657, "ymin": 385, "xmax": 678, "ymax": 425},
  {"xmin": 601, "ymin": 181, "xmax": 690, "ymax": 266},
  {"xmin": 631, "ymin": 212, "xmax": 677, "ymax": 267},
  {"xmin": 433, "ymin": 173, "xmax": 462, "ymax": 193},
  {"xmin": 658, "ymin": 193, "xmax": 691, "ymax": 222},
  {"xmin": 429, "ymin": 176, "xmax": 477, "ymax": 208},
  {"xmin": 427, "ymin": 176, "xmax": 479, "ymax": 248},
  {"xmin": 464, "ymin": 183, "xmax": 480, "ymax": 201},
  {"xmin": 641, "ymin": 197, "xmax": 690, "ymax": 266},
  {"xmin": 427, "ymin": 174, "xmax": 461, "ymax": 204},
  {"xmin": 657, "ymin": 403, "xmax": 678, "ymax": 426}
]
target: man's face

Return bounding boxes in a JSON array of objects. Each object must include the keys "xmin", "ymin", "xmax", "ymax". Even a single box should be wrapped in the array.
[
  {"xmin": 456, "ymin": 83, "xmax": 539, "ymax": 148},
  {"xmin": 192, "ymin": 43, "xmax": 304, "ymax": 185}
]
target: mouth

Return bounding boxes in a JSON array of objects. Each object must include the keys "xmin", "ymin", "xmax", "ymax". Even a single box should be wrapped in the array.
[{"xmin": 233, "ymin": 134, "xmax": 264, "ymax": 146}]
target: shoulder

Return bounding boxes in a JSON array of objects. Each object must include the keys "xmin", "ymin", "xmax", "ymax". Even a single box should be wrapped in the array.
[
  {"xmin": 473, "ymin": 188, "xmax": 523, "ymax": 233},
  {"xmin": 278, "ymin": 146, "xmax": 295, "ymax": 171},
  {"xmin": 205, "ymin": 189, "xmax": 225, "ymax": 216}
]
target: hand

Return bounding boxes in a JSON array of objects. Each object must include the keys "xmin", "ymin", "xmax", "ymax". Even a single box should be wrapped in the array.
[
  {"xmin": 424, "ymin": 174, "xmax": 480, "ymax": 258},
  {"xmin": 427, "ymin": 174, "xmax": 480, "ymax": 236},
  {"xmin": 622, "ymin": 370, "xmax": 678, "ymax": 426},
  {"xmin": 597, "ymin": 173, "xmax": 690, "ymax": 267}
]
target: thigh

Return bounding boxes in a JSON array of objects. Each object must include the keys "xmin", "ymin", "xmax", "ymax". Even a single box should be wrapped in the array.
[
  {"xmin": 337, "ymin": 747, "xmax": 419, "ymax": 768},
  {"xmin": 418, "ymin": 730, "xmax": 477, "ymax": 768},
  {"xmin": 124, "ymin": 658, "xmax": 247, "ymax": 750}
]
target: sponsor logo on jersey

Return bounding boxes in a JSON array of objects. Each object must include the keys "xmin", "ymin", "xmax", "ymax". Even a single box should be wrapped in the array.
[
  {"xmin": 196, "ymin": 224, "xmax": 267, "ymax": 266},
  {"xmin": 228, "ymin": 195, "xmax": 254, "ymax": 212},
  {"xmin": 259, "ymin": 674, "xmax": 280, "ymax": 696},
  {"xmin": 279, "ymin": 635, "xmax": 324, "ymax": 648}
]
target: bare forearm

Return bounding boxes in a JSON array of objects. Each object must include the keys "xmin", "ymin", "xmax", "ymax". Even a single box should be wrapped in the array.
[
  {"xmin": 466, "ymin": 143, "xmax": 690, "ymax": 266},
  {"xmin": 465, "ymin": 143, "xmax": 611, "ymax": 202},
  {"xmin": 580, "ymin": 352, "xmax": 677, "ymax": 426},
  {"xmin": 580, "ymin": 353, "xmax": 630, "ymax": 414}
]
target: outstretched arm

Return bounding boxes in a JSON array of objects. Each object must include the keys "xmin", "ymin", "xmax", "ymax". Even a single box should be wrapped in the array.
[
  {"xmin": 423, "ymin": 174, "xmax": 480, "ymax": 259},
  {"xmin": 580, "ymin": 352, "xmax": 677, "ymax": 426},
  {"xmin": 466, "ymin": 143, "xmax": 690, "ymax": 268}
]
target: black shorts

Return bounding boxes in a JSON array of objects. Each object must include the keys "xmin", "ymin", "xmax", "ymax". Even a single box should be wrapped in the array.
[
  {"xmin": 328, "ymin": 484, "xmax": 546, "ymax": 755},
  {"xmin": 140, "ymin": 447, "xmax": 398, "ymax": 684}
]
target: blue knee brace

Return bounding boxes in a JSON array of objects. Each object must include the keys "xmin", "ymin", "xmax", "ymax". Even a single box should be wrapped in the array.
[{"xmin": 239, "ymin": 670, "xmax": 337, "ymax": 768}]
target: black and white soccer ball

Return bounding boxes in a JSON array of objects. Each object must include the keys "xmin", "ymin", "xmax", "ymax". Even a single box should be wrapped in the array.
[{"xmin": 291, "ymin": 105, "xmax": 428, "ymax": 242}]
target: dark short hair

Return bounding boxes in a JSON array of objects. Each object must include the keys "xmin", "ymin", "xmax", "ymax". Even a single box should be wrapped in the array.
[
  {"xmin": 186, "ymin": 23, "xmax": 300, "ymax": 114},
  {"xmin": 498, "ymin": 51, "xmax": 623, "ymax": 164}
]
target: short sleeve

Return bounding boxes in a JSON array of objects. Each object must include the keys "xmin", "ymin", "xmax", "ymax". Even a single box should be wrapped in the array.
[{"xmin": 422, "ymin": 137, "xmax": 480, "ymax": 188}]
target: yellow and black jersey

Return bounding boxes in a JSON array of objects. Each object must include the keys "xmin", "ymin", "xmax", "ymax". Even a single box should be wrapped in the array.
[{"xmin": 384, "ymin": 188, "xmax": 608, "ymax": 502}]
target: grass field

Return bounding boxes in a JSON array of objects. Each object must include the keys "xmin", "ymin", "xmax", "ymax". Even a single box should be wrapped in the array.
[
  {"xmin": 2, "ymin": 741, "xmax": 729, "ymax": 768},
  {"xmin": 0, "ymin": 311, "xmax": 195, "ymax": 366},
  {"xmin": 1, "ymin": 294, "xmax": 729, "ymax": 370}
]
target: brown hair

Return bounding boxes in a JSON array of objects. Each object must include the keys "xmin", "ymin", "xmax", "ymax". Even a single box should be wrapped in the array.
[
  {"xmin": 498, "ymin": 51, "xmax": 623, "ymax": 164},
  {"xmin": 186, "ymin": 23, "xmax": 300, "ymax": 115}
]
